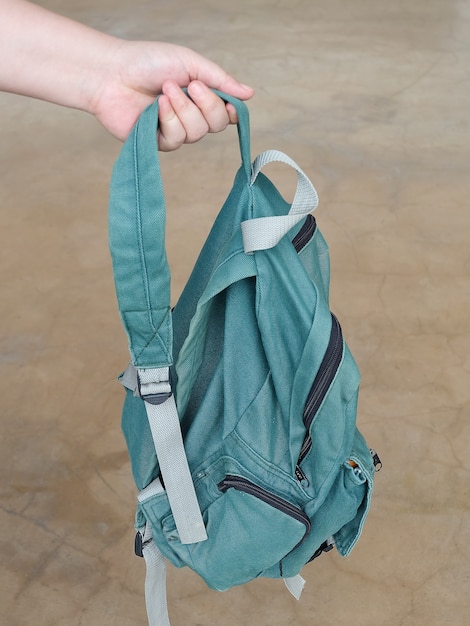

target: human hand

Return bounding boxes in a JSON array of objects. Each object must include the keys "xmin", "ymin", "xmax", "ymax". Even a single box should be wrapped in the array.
[
  {"xmin": 0, "ymin": 3, "xmax": 253, "ymax": 148},
  {"xmin": 91, "ymin": 41, "xmax": 254, "ymax": 149}
]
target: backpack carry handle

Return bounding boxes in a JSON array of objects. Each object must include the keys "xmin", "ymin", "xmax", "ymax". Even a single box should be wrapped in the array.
[
  {"xmin": 241, "ymin": 149, "xmax": 320, "ymax": 253},
  {"xmin": 214, "ymin": 89, "xmax": 252, "ymax": 179},
  {"xmin": 109, "ymin": 91, "xmax": 251, "ymax": 369}
]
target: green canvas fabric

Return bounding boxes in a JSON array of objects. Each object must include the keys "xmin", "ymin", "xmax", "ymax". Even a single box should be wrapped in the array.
[{"xmin": 108, "ymin": 92, "xmax": 379, "ymax": 597}]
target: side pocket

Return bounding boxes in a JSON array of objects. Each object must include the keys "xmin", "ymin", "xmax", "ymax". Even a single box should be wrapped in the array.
[
  {"xmin": 332, "ymin": 429, "xmax": 376, "ymax": 557},
  {"xmin": 277, "ymin": 429, "xmax": 376, "ymax": 578}
]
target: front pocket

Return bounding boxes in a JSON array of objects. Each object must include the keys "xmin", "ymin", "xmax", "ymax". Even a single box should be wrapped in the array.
[
  {"xmin": 157, "ymin": 473, "xmax": 311, "ymax": 590},
  {"xmin": 218, "ymin": 475, "xmax": 311, "ymax": 548}
]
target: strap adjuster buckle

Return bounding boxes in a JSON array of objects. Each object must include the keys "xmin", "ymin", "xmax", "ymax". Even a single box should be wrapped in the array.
[
  {"xmin": 134, "ymin": 531, "xmax": 144, "ymax": 557},
  {"xmin": 137, "ymin": 368, "xmax": 173, "ymax": 405},
  {"xmin": 140, "ymin": 389, "xmax": 172, "ymax": 405}
]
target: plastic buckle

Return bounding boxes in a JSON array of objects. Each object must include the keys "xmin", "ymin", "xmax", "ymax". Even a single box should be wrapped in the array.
[
  {"xmin": 137, "ymin": 371, "xmax": 173, "ymax": 405},
  {"xmin": 141, "ymin": 390, "xmax": 172, "ymax": 405},
  {"xmin": 134, "ymin": 531, "xmax": 144, "ymax": 557}
]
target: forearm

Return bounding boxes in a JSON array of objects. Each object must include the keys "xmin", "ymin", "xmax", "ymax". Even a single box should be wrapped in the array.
[
  {"xmin": 0, "ymin": 0, "xmax": 254, "ymax": 144},
  {"xmin": 0, "ymin": 0, "xmax": 119, "ymax": 112}
]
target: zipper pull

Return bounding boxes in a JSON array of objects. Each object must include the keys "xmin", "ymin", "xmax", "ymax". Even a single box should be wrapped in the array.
[
  {"xmin": 295, "ymin": 464, "xmax": 309, "ymax": 485},
  {"xmin": 370, "ymin": 448, "xmax": 382, "ymax": 472}
]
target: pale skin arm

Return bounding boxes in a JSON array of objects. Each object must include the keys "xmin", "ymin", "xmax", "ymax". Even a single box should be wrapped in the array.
[{"xmin": 0, "ymin": 0, "xmax": 254, "ymax": 149}]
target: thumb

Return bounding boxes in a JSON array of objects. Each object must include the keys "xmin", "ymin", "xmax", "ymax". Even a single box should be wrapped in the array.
[{"xmin": 182, "ymin": 49, "xmax": 254, "ymax": 101}]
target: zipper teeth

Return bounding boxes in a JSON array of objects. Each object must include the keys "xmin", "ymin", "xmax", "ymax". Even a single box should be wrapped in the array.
[
  {"xmin": 298, "ymin": 438, "xmax": 312, "ymax": 466},
  {"xmin": 303, "ymin": 314, "xmax": 342, "ymax": 427},
  {"xmin": 292, "ymin": 214, "xmax": 316, "ymax": 253},
  {"xmin": 298, "ymin": 314, "xmax": 343, "ymax": 465},
  {"xmin": 218, "ymin": 475, "xmax": 311, "ymax": 532}
]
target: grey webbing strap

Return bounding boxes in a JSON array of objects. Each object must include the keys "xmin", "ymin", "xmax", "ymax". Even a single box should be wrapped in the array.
[
  {"xmin": 241, "ymin": 150, "xmax": 319, "ymax": 253},
  {"xmin": 138, "ymin": 367, "xmax": 207, "ymax": 545},
  {"xmin": 139, "ymin": 522, "xmax": 171, "ymax": 626},
  {"xmin": 120, "ymin": 364, "xmax": 207, "ymax": 545}
]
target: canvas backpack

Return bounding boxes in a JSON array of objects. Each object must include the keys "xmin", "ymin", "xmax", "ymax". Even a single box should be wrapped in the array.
[{"xmin": 108, "ymin": 92, "xmax": 381, "ymax": 626}]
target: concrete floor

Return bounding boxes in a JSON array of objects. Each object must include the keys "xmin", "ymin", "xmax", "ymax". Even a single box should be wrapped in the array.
[{"xmin": 1, "ymin": 1, "xmax": 470, "ymax": 624}]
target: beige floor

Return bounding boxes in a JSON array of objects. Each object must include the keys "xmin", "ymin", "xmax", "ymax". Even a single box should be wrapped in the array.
[{"xmin": 1, "ymin": 1, "xmax": 470, "ymax": 625}]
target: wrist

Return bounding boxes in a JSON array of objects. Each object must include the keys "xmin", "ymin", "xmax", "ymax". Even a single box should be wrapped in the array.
[{"xmin": 80, "ymin": 35, "xmax": 125, "ymax": 117}]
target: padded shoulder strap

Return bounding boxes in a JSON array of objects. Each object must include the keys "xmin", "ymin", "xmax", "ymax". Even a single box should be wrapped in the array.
[
  {"xmin": 108, "ymin": 91, "xmax": 251, "ymax": 369},
  {"xmin": 109, "ymin": 99, "xmax": 172, "ymax": 368}
]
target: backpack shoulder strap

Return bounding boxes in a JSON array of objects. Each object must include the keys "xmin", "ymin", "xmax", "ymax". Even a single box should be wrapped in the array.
[
  {"xmin": 109, "ymin": 91, "xmax": 251, "ymax": 369},
  {"xmin": 109, "ymin": 92, "xmax": 252, "ymax": 548},
  {"xmin": 110, "ymin": 92, "xmax": 253, "ymax": 625},
  {"xmin": 109, "ymin": 96, "xmax": 210, "ymax": 546},
  {"xmin": 109, "ymin": 97, "xmax": 171, "ymax": 369}
]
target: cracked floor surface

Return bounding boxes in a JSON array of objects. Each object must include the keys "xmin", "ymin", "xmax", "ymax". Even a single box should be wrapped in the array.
[{"xmin": 1, "ymin": 1, "xmax": 470, "ymax": 625}]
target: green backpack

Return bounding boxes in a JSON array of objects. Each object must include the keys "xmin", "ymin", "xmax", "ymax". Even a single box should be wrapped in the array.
[{"xmin": 108, "ymin": 93, "xmax": 380, "ymax": 626}]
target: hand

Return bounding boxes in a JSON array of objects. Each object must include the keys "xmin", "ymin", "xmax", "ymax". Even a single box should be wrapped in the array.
[
  {"xmin": 91, "ymin": 41, "xmax": 254, "ymax": 149},
  {"xmin": 0, "ymin": 2, "xmax": 254, "ymax": 149},
  {"xmin": 157, "ymin": 79, "xmax": 240, "ymax": 152}
]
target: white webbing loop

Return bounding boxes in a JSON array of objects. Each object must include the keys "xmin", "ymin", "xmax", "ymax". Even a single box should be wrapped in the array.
[
  {"xmin": 241, "ymin": 150, "xmax": 319, "ymax": 253},
  {"xmin": 139, "ymin": 523, "xmax": 171, "ymax": 626},
  {"xmin": 120, "ymin": 364, "xmax": 207, "ymax": 545}
]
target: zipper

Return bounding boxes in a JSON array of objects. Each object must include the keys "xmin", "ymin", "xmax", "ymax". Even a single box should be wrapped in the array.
[
  {"xmin": 370, "ymin": 449, "xmax": 382, "ymax": 471},
  {"xmin": 218, "ymin": 475, "xmax": 311, "ymax": 540},
  {"xmin": 296, "ymin": 313, "xmax": 343, "ymax": 470},
  {"xmin": 292, "ymin": 214, "xmax": 316, "ymax": 253}
]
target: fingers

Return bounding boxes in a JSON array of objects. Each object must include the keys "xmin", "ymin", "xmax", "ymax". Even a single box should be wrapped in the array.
[
  {"xmin": 225, "ymin": 102, "xmax": 239, "ymax": 125},
  {"xmin": 187, "ymin": 80, "xmax": 236, "ymax": 131},
  {"xmin": 157, "ymin": 79, "xmax": 239, "ymax": 152}
]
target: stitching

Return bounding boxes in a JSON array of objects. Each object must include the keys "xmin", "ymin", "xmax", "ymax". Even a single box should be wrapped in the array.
[
  {"xmin": 131, "ymin": 309, "xmax": 173, "ymax": 365},
  {"xmin": 133, "ymin": 121, "xmax": 156, "ymax": 335}
]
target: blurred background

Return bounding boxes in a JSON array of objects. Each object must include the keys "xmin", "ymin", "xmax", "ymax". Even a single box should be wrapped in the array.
[{"xmin": 1, "ymin": 1, "xmax": 469, "ymax": 624}]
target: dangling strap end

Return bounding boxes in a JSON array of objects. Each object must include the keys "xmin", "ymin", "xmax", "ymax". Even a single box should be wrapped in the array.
[{"xmin": 284, "ymin": 574, "xmax": 306, "ymax": 600}]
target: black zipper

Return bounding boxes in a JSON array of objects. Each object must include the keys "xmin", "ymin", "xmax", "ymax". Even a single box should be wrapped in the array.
[
  {"xmin": 292, "ymin": 214, "xmax": 316, "ymax": 253},
  {"xmin": 297, "ymin": 313, "xmax": 343, "ymax": 470},
  {"xmin": 218, "ymin": 475, "xmax": 311, "ymax": 540}
]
